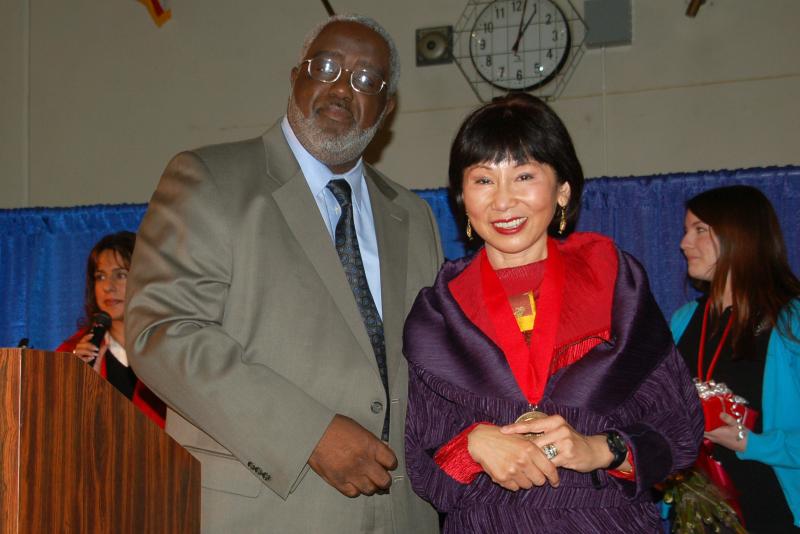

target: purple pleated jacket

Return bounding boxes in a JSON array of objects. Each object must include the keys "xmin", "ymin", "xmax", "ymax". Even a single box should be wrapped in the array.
[{"xmin": 404, "ymin": 245, "xmax": 704, "ymax": 533}]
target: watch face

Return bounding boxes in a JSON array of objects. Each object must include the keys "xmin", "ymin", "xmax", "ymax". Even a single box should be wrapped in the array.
[{"xmin": 469, "ymin": 0, "xmax": 571, "ymax": 91}]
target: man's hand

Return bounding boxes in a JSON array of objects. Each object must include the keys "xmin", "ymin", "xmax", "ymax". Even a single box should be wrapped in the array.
[{"xmin": 308, "ymin": 414, "xmax": 398, "ymax": 497}]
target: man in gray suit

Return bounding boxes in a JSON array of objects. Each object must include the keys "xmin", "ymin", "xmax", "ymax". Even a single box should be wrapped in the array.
[{"xmin": 125, "ymin": 14, "xmax": 442, "ymax": 533}]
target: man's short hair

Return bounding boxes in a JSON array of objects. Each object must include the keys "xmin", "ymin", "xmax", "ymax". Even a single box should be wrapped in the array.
[{"xmin": 297, "ymin": 15, "xmax": 400, "ymax": 95}]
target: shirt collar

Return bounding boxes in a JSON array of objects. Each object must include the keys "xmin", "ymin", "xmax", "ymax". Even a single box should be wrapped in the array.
[
  {"xmin": 107, "ymin": 334, "xmax": 128, "ymax": 367},
  {"xmin": 281, "ymin": 116, "xmax": 367, "ymax": 208}
]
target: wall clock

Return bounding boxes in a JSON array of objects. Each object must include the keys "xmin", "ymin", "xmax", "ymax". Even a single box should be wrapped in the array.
[{"xmin": 454, "ymin": 0, "xmax": 585, "ymax": 101}]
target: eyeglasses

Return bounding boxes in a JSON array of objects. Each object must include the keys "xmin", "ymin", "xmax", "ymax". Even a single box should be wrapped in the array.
[{"xmin": 301, "ymin": 57, "xmax": 387, "ymax": 96}]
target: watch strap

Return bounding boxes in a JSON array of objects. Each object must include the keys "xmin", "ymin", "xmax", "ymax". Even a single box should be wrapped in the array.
[{"xmin": 604, "ymin": 431, "xmax": 627, "ymax": 471}]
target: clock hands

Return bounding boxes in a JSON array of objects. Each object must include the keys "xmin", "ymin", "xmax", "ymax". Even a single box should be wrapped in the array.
[
  {"xmin": 462, "ymin": 0, "xmax": 572, "ymax": 93},
  {"xmin": 512, "ymin": 0, "xmax": 538, "ymax": 55},
  {"xmin": 511, "ymin": 0, "xmax": 528, "ymax": 55}
]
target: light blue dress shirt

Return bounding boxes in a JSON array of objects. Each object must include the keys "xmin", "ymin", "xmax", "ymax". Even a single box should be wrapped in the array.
[{"xmin": 280, "ymin": 117, "xmax": 383, "ymax": 318}]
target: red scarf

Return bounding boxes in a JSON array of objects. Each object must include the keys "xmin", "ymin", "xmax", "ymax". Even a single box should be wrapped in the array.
[
  {"xmin": 449, "ymin": 233, "xmax": 617, "ymax": 404},
  {"xmin": 480, "ymin": 240, "xmax": 564, "ymax": 403}
]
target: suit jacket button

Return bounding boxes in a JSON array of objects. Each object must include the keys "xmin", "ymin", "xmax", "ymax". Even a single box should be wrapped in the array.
[{"xmin": 370, "ymin": 401, "xmax": 384, "ymax": 414}]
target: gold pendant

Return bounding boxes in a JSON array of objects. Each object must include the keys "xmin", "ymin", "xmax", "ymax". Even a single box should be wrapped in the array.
[{"xmin": 514, "ymin": 410, "xmax": 548, "ymax": 440}]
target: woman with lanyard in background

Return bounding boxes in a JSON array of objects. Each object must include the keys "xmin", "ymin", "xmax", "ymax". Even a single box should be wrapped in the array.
[{"xmin": 671, "ymin": 185, "xmax": 800, "ymax": 532}]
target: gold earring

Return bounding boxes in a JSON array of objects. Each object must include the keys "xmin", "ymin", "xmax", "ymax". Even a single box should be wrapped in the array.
[
  {"xmin": 466, "ymin": 219, "xmax": 473, "ymax": 240},
  {"xmin": 558, "ymin": 205, "xmax": 567, "ymax": 235}
]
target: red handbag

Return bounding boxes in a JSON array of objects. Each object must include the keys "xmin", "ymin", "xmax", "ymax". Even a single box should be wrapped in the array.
[{"xmin": 695, "ymin": 379, "xmax": 759, "ymax": 432}]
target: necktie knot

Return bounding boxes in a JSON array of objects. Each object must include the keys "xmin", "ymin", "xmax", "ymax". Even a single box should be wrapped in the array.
[{"xmin": 327, "ymin": 179, "xmax": 352, "ymax": 210}]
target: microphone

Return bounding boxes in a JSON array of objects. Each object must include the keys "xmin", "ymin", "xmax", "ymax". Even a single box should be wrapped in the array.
[{"xmin": 87, "ymin": 312, "xmax": 112, "ymax": 365}]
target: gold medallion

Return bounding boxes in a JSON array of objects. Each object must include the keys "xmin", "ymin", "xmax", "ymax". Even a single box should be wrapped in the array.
[{"xmin": 514, "ymin": 410, "xmax": 548, "ymax": 440}]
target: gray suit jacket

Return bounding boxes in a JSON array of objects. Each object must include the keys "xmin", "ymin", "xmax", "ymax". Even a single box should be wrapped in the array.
[{"xmin": 126, "ymin": 120, "xmax": 443, "ymax": 533}]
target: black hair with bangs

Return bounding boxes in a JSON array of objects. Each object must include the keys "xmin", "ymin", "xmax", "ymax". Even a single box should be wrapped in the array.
[{"xmin": 448, "ymin": 92, "xmax": 584, "ymax": 239}]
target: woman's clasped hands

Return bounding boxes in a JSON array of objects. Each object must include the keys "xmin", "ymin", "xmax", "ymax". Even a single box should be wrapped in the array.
[{"xmin": 467, "ymin": 414, "xmax": 615, "ymax": 492}]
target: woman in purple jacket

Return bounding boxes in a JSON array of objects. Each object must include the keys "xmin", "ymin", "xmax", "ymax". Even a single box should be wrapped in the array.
[{"xmin": 403, "ymin": 93, "xmax": 703, "ymax": 533}]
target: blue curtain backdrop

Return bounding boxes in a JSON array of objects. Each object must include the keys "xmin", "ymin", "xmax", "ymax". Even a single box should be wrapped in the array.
[{"xmin": 2, "ymin": 166, "xmax": 798, "ymax": 350}]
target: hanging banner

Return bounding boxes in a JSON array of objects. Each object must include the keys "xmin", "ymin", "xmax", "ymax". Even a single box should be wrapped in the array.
[{"xmin": 139, "ymin": 0, "xmax": 171, "ymax": 27}]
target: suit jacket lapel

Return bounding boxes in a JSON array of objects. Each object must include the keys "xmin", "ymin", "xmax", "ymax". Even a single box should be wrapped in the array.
[
  {"xmin": 264, "ymin": 125, "xmax": 377, "ymax": 371},
  {"xmin": 366, "ymin": 166, "xmax": 408, "ymax": 383}
]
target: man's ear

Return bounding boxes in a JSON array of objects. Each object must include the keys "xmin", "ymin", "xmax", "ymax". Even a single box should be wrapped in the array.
[{"xmin": 384, "ymin": 95, "xmax": 396, "ymax": 118}]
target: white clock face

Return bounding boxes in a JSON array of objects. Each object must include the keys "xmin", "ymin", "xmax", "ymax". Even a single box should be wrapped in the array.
[{"xmin": 469, "ymin": 0, "xmax": 570, "ymax": 91}]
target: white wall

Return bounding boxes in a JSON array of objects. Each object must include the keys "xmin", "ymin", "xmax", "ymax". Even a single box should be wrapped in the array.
[
  {"xmin": 1, "ymin": 0, "xmax": 28, "ymax": 206},
  {"xmin": 1, "ymin": 0, "xmax": 798, "ymax": 208}
]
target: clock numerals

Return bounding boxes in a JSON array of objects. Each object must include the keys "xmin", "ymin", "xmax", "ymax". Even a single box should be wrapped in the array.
[{"xmin": 468, "ymin": 0, "xmax": 571, "ymax": 91}]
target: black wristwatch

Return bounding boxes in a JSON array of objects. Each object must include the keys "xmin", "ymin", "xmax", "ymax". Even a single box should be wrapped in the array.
[{"xmin": 604, "ymin": 431, "xmax": 628, "ymax": 471}]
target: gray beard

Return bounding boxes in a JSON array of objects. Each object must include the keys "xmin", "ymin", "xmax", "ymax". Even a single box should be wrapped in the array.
[{"xmin": 287, "ymin": 94, "xmax": 384, "ymax": 168}]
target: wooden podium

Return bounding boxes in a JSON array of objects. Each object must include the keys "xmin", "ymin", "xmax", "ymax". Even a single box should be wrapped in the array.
[{"xmin": 0, "ymin": 349, "xmax": 200, "ymax": 533}]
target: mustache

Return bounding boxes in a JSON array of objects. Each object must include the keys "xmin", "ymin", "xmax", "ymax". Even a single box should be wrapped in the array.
[{"xmin": 315, "ymin": 98, "xmax": 352, "ymax": 115}]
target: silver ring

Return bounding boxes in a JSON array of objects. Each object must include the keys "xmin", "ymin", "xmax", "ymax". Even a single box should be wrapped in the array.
[
  {"xmin": 542, "ymin": 443, "xmax": 558, "ymax": 460},
  {"xmin": 736, "ymin": 424, "xmax": 745, "ymax": 441}
]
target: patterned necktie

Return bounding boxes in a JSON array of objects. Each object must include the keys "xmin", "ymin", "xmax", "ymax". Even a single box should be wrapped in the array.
[{"xmin": 326, "ymin": 179, "xmax": 390, "ymax": 440}]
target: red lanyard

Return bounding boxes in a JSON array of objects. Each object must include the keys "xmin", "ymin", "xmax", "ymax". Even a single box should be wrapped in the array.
[{"xmin": 697, "ymin": 298, "xmax": 734, "ymax": 382}]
